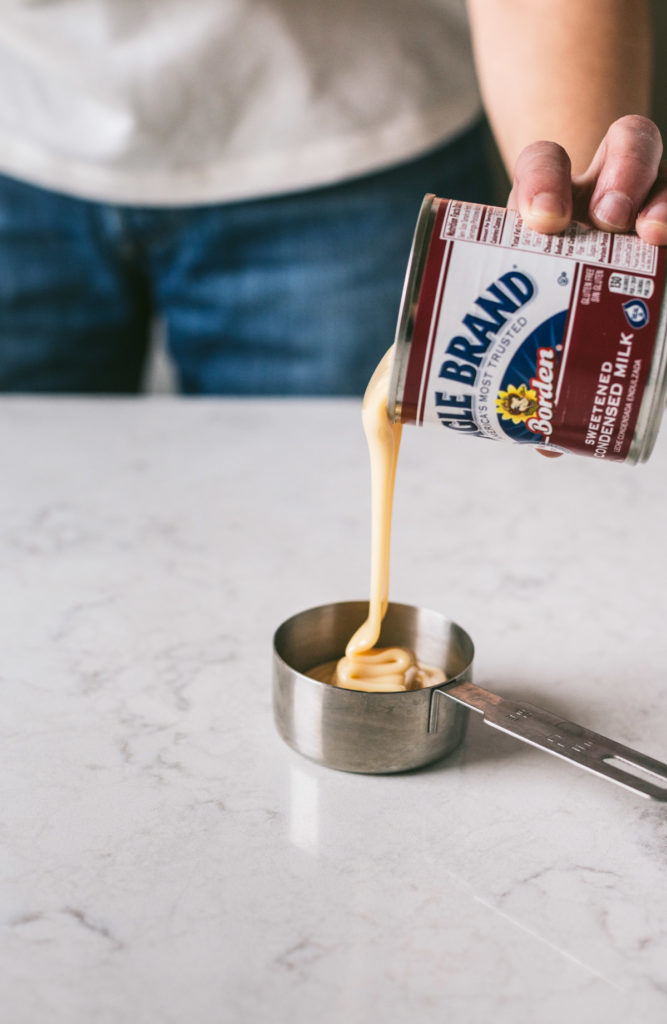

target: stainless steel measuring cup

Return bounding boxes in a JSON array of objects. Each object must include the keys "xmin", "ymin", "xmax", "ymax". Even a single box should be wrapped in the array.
[{"xmin": 272, "ymin": 601, "xmax": 667, "ymax": 800}]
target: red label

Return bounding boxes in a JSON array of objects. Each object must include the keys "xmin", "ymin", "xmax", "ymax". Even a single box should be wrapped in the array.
[{"xmin": 549, "ymin": 264, "xmax": 664, "ymax": 459}]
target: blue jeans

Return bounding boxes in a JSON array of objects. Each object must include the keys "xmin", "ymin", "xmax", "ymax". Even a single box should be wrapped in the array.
[{"xmin": 0, "ymin": 121, "xmax": 498, "ymax": 394}]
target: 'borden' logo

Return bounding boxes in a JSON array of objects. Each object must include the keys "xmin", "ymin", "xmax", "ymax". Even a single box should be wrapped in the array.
[
  {"xmin": 526, "ymin": 347, "xmax": 556, "ymax": 438},
  {"xmin": 495, "ymin": 350, "xmax": 556, "ymax": 435}
]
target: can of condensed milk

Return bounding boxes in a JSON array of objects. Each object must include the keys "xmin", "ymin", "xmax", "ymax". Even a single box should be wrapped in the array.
[{"xmin": 388, "ymin": 194, "xmax": 667, "ymax": 463}]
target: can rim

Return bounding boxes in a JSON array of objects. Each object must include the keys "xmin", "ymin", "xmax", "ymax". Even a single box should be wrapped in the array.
[
  {"xmin": 387, "ymin": 194, "xmax": 439, "ymax": 423},
  {"xmin": 628, "ymin": 279, "xmax": 667, "ymax": 463}
]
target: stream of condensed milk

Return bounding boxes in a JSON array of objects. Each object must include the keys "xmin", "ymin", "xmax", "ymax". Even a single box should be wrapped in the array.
[{"xmin": 308, "ymin": 347, "xmax": 446, "ymax": 693}]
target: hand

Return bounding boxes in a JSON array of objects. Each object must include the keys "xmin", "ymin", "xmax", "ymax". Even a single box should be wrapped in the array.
[{"xmin": 508, "ymin": 115, "xmax": 667, "ymax": 246}]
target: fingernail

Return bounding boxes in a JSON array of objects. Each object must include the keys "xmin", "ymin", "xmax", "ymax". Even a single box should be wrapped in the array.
[
  {"xmin": 639, "ymin": 201, "xmax": 667, "ymax": 226},
  {"xmin": 593, "ymin": 191, "xmax": 634, "ymax": 230},
  {"xmin": 528, "ymin": 192, "xmax": 567, "ymax": 220}
]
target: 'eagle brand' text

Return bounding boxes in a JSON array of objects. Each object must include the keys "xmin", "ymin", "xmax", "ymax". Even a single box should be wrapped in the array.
[{"xmin": 434, "ymin": 270, "xmax": 536, "ymax": 433}]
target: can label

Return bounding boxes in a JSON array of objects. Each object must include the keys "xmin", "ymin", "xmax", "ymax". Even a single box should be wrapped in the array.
[{"xmin": 399, "ymin": 199, "xmax": 667, "ymax": 460}]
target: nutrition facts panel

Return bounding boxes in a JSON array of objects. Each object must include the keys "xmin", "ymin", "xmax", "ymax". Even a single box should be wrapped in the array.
[{"xmin": 439, "ymin": 200, "xmax": 659, "ymax": 275}]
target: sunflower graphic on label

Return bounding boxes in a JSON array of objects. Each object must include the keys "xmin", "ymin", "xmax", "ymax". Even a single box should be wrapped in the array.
[{"xmin": 496, "ymin": 384, "xmax": 539, "ymax": 424}]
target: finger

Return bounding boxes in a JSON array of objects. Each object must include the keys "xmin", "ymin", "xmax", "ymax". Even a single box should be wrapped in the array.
[
  {"xmin": 536, "ymin": 449, "xmax": 563, "ymax": 459},
  {"xmin": 511, "ymin": 141, "xmax": 572, "ymax": 233},
  {"xmin": 587, "ymin": 115, "xmax": 663, "ymax": 232},
  {"xmin": 635, "ymin": 160, "xmax": 667, "ymax": 246}
]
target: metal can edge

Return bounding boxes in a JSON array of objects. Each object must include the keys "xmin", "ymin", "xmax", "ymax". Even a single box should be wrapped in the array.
[
  {"xmin": 627, "ymin": 283, "xmax": 667, "ymax": 464},
  {"xmin": 387, "ymin": 194, "xmax": 439, "ymax": 423}
]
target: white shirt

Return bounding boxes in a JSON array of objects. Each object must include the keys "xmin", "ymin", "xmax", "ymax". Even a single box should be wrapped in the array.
[{"xmin": 0, "ymin": 0, "xmax": 481, "ymax": 205}]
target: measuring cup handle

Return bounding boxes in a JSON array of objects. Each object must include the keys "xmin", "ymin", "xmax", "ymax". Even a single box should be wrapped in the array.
[{"xmin": 435, "ymin": 681, "xmax": 667, "ymax": 801}]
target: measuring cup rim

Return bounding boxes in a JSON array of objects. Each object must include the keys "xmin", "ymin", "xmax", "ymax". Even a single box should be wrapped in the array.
[{"xmin": 273, "ymin": 599, "xmax": 475, "ymax": 697}]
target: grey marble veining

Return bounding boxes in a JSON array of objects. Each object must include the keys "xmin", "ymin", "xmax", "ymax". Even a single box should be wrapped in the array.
[{"xmin": 0, "ymin": 397, "xmax": 665, "ymax": 1023}]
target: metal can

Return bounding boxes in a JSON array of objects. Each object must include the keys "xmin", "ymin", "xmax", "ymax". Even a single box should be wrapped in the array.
[{"xmin": 388, "ymin": 194, "xmax": 667, "ymax": 463}]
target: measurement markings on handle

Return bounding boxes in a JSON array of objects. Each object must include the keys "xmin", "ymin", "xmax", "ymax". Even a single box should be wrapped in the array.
[
  {"xmin": 545, "ymin": 733, "xmax": 595, "ymax": 755},
  {"xmin": 505, "ymin": 707, "xmax": 532, "ymax": 722}
]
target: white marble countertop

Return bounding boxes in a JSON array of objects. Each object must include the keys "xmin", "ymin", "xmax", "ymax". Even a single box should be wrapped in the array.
[{"xmin": 1, "ymin": 397, "xmax": 666, "ymax": 1024}]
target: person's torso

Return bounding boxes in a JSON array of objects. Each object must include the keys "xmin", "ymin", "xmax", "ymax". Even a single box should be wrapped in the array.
[{"xmin": 0, "ymin": 0, "xmax": 481, "ymax": 204}]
